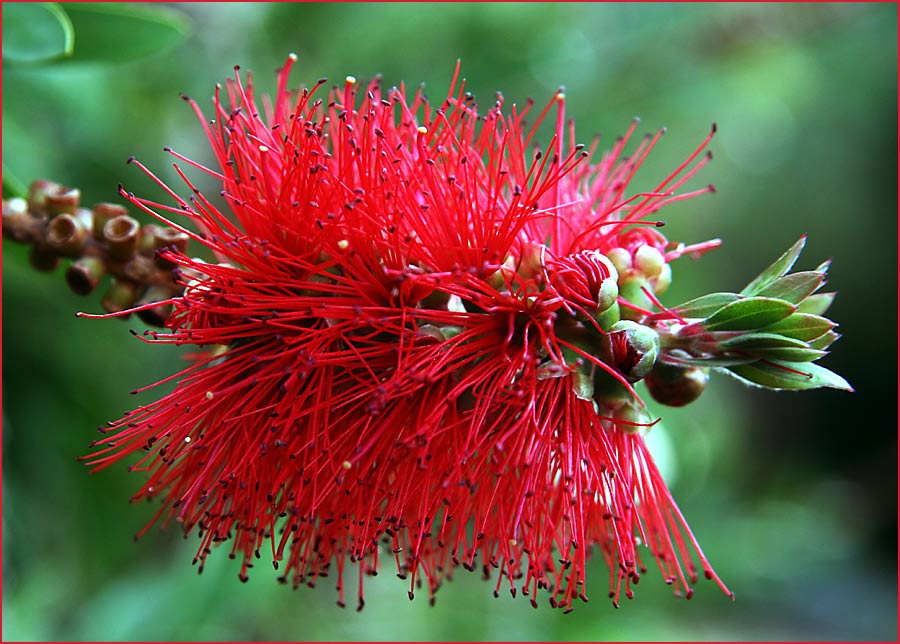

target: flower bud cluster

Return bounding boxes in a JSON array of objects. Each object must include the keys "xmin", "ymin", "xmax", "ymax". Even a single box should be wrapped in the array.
[{"xmin": 2, "ymin": 180, "xmax": 187, "ymax": 326}]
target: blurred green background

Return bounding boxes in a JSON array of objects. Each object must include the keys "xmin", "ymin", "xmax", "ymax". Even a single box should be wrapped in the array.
[{"xmin": 2, "ymin": 3, "xmax": 896, "ymax": 641}]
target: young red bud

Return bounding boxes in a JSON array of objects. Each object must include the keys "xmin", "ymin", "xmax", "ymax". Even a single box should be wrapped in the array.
[{"xmin": 598, "ymin": 320, "xmax": 660, "ymax": 382}]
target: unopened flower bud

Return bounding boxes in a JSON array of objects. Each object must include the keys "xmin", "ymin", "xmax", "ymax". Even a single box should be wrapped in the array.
[
  {"xmin": 92, "ymin": 203, "xmax": 129, "ymax": 240},
  {"xmin": 596, "ymin": 276, "xmax": 619, "ymax": 314},
  {"xmin": 104, "ymin": 215, "xmax": 141, "ymax": 261},
  {"xmin": 645, "ymin": 362, "xmax": 709, "ymax": 407},
  {"xmin": 66, "ymin": 257, "xmax": 106, "ymax": 295},
  {"xmin": 596, "ymin": 320, "xmax": 660, "ymax": 382},
  {"xmin": 633, "ymin": 244, "xmax": 665, "ymax": 278},
  {"xmin": 46, "ymin": 213, "xmax": 89, "ymax": 256},
  {"xmin": 606, "ymin": 247, "xmax": 632, "ymax": 277},
  {"xmin": 652, "ymin": 262, "xmax": 672, "ymax": 295}
]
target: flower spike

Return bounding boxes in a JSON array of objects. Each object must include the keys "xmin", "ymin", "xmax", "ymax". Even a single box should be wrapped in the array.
[{"xmin": 1, "ymin": 57, "xmax": 850, "ymax": 612}]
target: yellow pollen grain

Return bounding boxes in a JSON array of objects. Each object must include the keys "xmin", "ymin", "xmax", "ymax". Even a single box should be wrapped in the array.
[
  {"xmin": 184, "ymin": 436, "xmax": 192, "ymax": 443},
  {"xmin": 337, "ymin": 239, "xmax": 349, "ymax": 250},
  {"xmin": 206, "ymin": 391, "xmax": 215, "ymax": 400},
  {"xmin": 345, "ymin": 75, "xmax": 356, "ymax": 85},
  {"xmin": 508, "ymin": 538, "xmax": 518, "ymax": 547},
  {"xmin": 258, "ymin": 145, "xmax": 269, "ymax": 153},
  {"xmin": 288, "ymin": 52, "xmax": 298, "ymax": 62},
  {"xmin": 556, "ymin": 92, "xmax": 566, "ymax": 102},
  {"xmin": 417, "ymin": 126, "xmax": 428, "ymax": 135},
  {"xmin": 342, "ymin": 460, "xmax": 353, "ymax": 470}
]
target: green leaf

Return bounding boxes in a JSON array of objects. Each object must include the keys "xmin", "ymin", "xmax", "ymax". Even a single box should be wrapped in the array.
[
  {"xmin": 672, "ymin": 292, "xmax": 740, "ymax": 319},
  {"xmin": 725, "ymin": 359, "xmax": 853, "ymax": 392},
  {"xmin": 755, "ymin": 271, "xmax": 825, "ymax": 304},
  {"xmin": 740, "ymin": 236, "xmax": 806, "ymax": 296},
  {"xmin": 797, "ymin": 292, "xmax": 836, "ymax": 315},
  {"xmin": 2, "ymin": 2, "xmax": 74, "ymax": 63},
  {"xmin": 753, "ymin": 346, "xmax": 828, "ymax": 362},
  {"xmin": 719, "ymin": 332, "xmax": 810, "ymax": 351},
  {"xmin": 703, "ymin": 297, "xmax": 796, "ymax": 332},
  {"xmin": 62, "ymin": 3, "xmax": 190, "ymax": 62},
  {"xmin": 758, "ymin": 313, "xmax": 835, "ymax": 341},
  {"xmin": 809, "ymin": 330, "xmax": 841, "ymax": 350},
  {"xmin": 666, "ymin": 355, "xmax": 758, "ymax": 368},
  {"xmin": 717, "ymin": 332, "xmax": 826, "ymax": 362}
]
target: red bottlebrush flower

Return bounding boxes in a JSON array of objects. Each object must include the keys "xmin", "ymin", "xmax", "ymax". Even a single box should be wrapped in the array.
[{"xmin": 82, "ymin": 55, "xmax": 732, "ymax": 611}]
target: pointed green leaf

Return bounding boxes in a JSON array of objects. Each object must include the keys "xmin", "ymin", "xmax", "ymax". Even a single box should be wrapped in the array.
[
  {"xmin": 704, "ymin": 297, "xmax": 796, "ymax": 332},
  {"xmin": 725, "ymin": 359, "xmax": 853, "ymax": 391},
  {"xmin": 719, "ymin": 332, "xmax": 809, "ymax": 351},
  {"xmin": 2, "ymin": 2, "xmax": 74, "ymax": 64},
  {"xmin": 751, "ymin": 346, "xmax": 828, "ymax": 362},
  {"xmin": 716, "ymin": 333, "xmax": 825, "ymax": 362},
  {"xmin": 756, "ymin": 271, "xmax": 825, "ymax": 304},
  {"xmin": 62, "ymin": 3, "xmax": 190, "ymax": 62},
  {"xmin": 672, "ymin": 292, "xmax": 740, "ymax": 319},
  {"xmin": 661, "ymin": 354, "xmax": 758, "ymax": 368},
  {"xmin": 809, "ymin": 330, "xmax": 841, "ymax": 350},
  {"xmin": 758, "ymin": 313, "xmax": 835, "ymax": 341},
  {"xmin": 797, "ymin": 292, "xmax": 836, "ymax": 316},
  {"xmin": 740, "ymin": 236, "xmax": 806, "ymax": 296}
]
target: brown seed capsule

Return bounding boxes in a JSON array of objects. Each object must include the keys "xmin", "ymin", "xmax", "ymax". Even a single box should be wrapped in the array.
[
  {"xmin": 46, "ymin": 213, "xmax": 89, "ymax": 256},
  {"xmin": 101, "ymin": 279, "xmax": 144, "ymax": 315},
  {"xmin": 29, "ymin": 244, "xmax": 60, "ymax": 272},
  {"xmin": 104, "ymin": 215, "xmax": 141, "ymax": 261},
  {"xmin": 135, "ymin": 285, "xmax": 175, "ymax": 327},
  {"xmin": 27, "ymin": 180, "xmax": 62, "ymax": 215},
  {"xmin": 152, "ymin": 227, "xmax": 190, "ymax": 268},
  {"xmin": 645, "ymin": 362, "xmax": 709, "ymax": 407},
  {"xmin": 2, "ymin": 197, "xmax": 33, "ymax": 242},
  {"xmin": 92, "ymin": 203, "xmax": 128, "ymax": 240},
  {"xmin": 45, "ymin": 187, "xmax": 81, "ymax": 217},
  {"xmin": 66, "ymin": 257, "xmax": 106, "ymax": 295}
]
